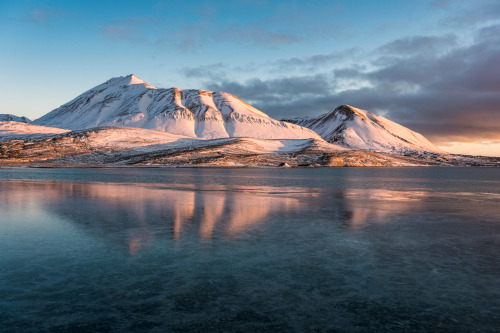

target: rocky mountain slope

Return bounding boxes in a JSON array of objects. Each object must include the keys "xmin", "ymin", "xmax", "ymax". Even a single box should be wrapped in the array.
[
  {"xmin": 284, "ymin": 105, "xmax": 442, "ymax": 153},
  {"xmin": 34, "ymin": 75, "xmax": 320, "ymax": 140}
]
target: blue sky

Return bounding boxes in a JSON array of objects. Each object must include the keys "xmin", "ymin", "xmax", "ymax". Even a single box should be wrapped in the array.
[{"xmin": 1, "ymin": 0, "xmax": 500, "ymax": 156}]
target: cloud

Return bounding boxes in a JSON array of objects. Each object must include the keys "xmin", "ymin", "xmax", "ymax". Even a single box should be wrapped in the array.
[
  {"xmin": 100, "ymin": 16, "xmax": 300, "ymax": 52},
  {"xmin": 101, "ymin": 17, "xmax": 152, "ymax": 43},
  {"xmin": 335, "ymin": 28, "xmax": 500, "ymax": 142},
  {"xmin": 476, "ymin": 24, "xmax": 500, "ymax": 43},
  {"xmin": 216, "ymin": 26, "xmax": 301, "ymax": 47},
  {"xmin": 182, "ymin": 63, "xmax": 227, "ymax": 81},
  {"xmin": 26, "ymin": 7, "xmax": 68, "ymax": 25},
  {"xmin": 181, "ymin": 46, "xmax": 360, "ymax": 83},
  {"xmin": 169, "ymin": 22, "xmax": 213, "ymax": 52},
  {"xmin": 334, "ymin": 28, "xmax": 500, "ymax": 142},
  {"xmin": 431, "ymin": 0, "xmax": 452, "ymax": 10},
  {"xmin": 376, "ymin": 35, "xmax": 457, "ymax": 56},
  {"xmin": 196, "ymin": 24, "xmax": 500, "ymax": 143},
  {"xmin": 100, "ymin": 17, "xmax": 207, "ymax": 51},
  {"xmin": 269, "ymin": 48, "xmax": 360, "ymax": 72},
  {"xmin": 441, "ymin": 0, "xmax": 500, "ymax": 26},
  {"xmin": 207, "ymin": 74, "xmax": 331, "ymax": 105},
  {"xmin": 98, "ymin": 2, "xmax": 344, "ymax": 52}
]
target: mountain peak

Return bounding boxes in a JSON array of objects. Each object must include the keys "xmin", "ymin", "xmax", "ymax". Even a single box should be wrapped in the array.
[
  {"xmin": 331, "ymin": 105, "xmax": 367, "ymax": 120},
  {"xmin": 104, "ymin": 74, "xmax": 157, "ymax": 89},
  {"xmin": 285, "ymin": 104, "xmax": 443, "ymax": 153},
  {"xmin": 33, "ymin": 76, "xmax": 320, "ymax": 140}
]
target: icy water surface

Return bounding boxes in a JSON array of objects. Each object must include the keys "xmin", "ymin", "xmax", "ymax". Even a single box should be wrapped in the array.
[{"xmin": 0, "ymin": 167, "xmax": 499, "ymax": 332}]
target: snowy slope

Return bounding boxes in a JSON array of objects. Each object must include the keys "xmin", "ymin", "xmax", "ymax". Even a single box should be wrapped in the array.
[
  {"xmin": 34, "ymin": 74, "xmax": 320, "ymax": 140},
  {"xmin": 3, "ymin": 124, "xmax": 497, "ymax": 167},
  {"xmin": 63, "ymin": 126, "xmax": 193, "ymax": 149},
  {"xmin": 0, "ymin": 121, "xmax": 69, "ymax": 141},
  {"xmin": 0, "ymin": 125, "xmax": 401, "ymax": 167},
  {"xmin": 0, "ymin": 114, "xmax": 32, "ymax": 123},
  {"xmin": 284, "ymin": 105, "xmax": 443, "ymax": 153}
]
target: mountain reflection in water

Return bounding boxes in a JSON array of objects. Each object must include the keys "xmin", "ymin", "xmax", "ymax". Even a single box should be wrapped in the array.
[
  {"xmin": 1, "ymin": 181, "xmax": 306, "ymax": 254},
  {"xmin": 0, "ymin": 168, "xmax": 499, "ymax": 332},
  {"xmin": 2, "ymin": 179, "xmax": 497, "ymax": 255},
  {"xmin": 0, "ymin": 182, "xmax": 375, "ymax": 253}
]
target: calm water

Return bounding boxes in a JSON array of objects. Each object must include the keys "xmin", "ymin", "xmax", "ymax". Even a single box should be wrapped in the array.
[{"xmin": 0, "ymin": 167, "xmax": 499, "ymax": 332}]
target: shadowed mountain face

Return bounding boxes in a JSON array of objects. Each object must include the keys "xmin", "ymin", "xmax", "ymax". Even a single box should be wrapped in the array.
[
  {"xmin": 284, "ymin": 105, "xmax": 443, "ymax": 154},
  {"xmin": 33, "ymin": 75, "xmax": 320, "ymax": 140}
]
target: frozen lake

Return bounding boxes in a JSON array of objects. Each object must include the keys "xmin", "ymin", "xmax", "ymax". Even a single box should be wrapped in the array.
[{"xmin": 0, "ymin": 167, "xmax": 499, "ymax": 331}]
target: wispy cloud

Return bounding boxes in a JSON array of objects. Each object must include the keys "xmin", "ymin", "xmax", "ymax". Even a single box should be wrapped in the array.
[
  {"xmin": 181, "ymin": 46, "xmax": 360, "ymax": 82},
  {"xmin": 182, "ymin": 63, "xmax": 227, "ymax": 81},
  {"xmin": 440, "ymin": 0, "xmax": 500, "ymax": 26},
  {"xmin": 101, "ymin": 17, "xmax": 152, "ymax": 43},
  {"xmin": 431, "ymin": 0, "xmax": 452, "ymax": 10},
  {"xmin": 207, "ymin": 74, "xmax": 331, "ymax": 105},
  {"xmin": 98, "ymin": 2, "xmax": 333, "ymax": 52},
  {"xmin": 100, "ymin": 16, "xmax": 300, "ymax": 52},
  {"xmin": 376, "ymin": 34, "xmax": 457, "ymax": 57},
  {"xmin": 168, "ymin": 22, "xmax": 212, "ymax": 52},
  {"xmin": 26, "ymin": 7, "xmax": 68, "ymax": 25},
  {"xmin": 217, "ymin": 26, "xmax": 301, "ymax": 47},
  {"xmin": 269, "ymin": 48, "xmax": 360, "ymax": 73}
]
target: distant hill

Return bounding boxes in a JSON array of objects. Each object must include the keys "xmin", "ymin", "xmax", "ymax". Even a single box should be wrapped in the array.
[{"xmin": 0, "ymin": 114, "xmax": 32, "ymax": 123}]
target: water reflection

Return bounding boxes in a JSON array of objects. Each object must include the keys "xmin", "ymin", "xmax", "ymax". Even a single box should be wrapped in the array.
[
  {"xmin": 340, "ymin": 189, "xmax": 428, "ymax": 229},
  {"xmin": 2, "ymin": 169, "xmax": 499, "ymax": 332},
  {"xmin": 0, "ymin": 181, "xmax": 306, "ymax": 254},
  {"xmin": 1, "ymin": 179, "xmax": 496, "ymax": 255}
]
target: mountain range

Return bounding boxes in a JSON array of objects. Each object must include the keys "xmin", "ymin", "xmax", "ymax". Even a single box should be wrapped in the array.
[{"xmin": 1, "ymin": 74, "xmax": 498, "ymax": 167}]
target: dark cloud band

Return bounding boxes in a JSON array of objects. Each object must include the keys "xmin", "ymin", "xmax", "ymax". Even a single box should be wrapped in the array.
[{"xmin": 194, "ymin": 24, "xmax": 500, "ymax": 144}]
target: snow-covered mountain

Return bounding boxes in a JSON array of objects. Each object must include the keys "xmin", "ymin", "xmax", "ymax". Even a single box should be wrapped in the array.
[
  {"xmin": 284, "ymin": 105, "xmax": 443, "ymax": 153},
  {"xmin": 34, "ymin": 75, "xmax": 320, "ymax": 140},
  {"xmin": 0, "ymin": 114, "xmax": 32, "ymax": 123}
]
